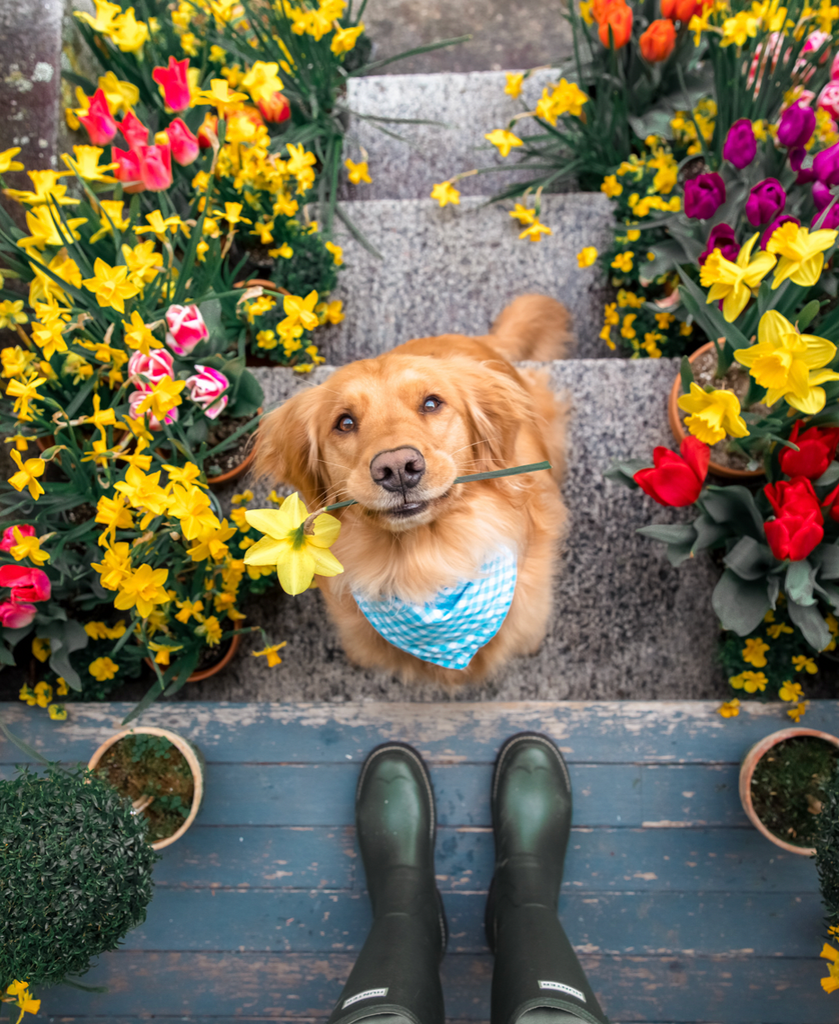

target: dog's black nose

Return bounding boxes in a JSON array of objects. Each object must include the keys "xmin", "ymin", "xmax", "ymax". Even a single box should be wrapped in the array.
[{"xmin": 370, "ymin": 447, "xmax": 426, "ymax": 492}]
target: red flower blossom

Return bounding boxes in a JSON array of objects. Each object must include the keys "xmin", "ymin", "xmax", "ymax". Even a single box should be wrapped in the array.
[
  {"xmin": 118, "ymin": 110, "xmax": 149, "ymax": 151},
  {"xmin": 764, "ymin": 476, "xmax": 822, "ymax": 518},
  {"xmin": 78, "ymin": 89, "xmax": 117, "ymax": 145},
  {"xmin": 763, "ymin": 476, "xmax": 824, "ymax": 560},
  {"xmin": 152, "ymin": 56, "xmax": 191, "ymax": 112},
  {"xmin": 633, "ymin": 436, "xmax": 710, "ymax": 506},
  {"xmin": 0, "ymin": 564, "xmax": 51, "ymax": 602},
  {"xmin": 779, "ymin": 420, "xmax": 839, "ymax": 479}
]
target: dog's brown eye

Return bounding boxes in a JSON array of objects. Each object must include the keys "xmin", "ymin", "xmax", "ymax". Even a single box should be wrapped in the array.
[
  {"xmin": 335, "ymin": 414, "xmax": 355, "ymax": 433},
  {"xmin": 422, "ymin": 395, "xmax": 442, "ymax": 413}
]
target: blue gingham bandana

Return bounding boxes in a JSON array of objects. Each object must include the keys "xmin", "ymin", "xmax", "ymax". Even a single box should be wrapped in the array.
[{"xmin": 352, "ymin": 547, "xmax": 518, "ymax": 670}]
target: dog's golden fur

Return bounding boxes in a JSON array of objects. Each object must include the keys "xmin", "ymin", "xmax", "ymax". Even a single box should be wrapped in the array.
[{"xmin": 254, "ymin": 294, "xmax": 571, "ymax": 685}]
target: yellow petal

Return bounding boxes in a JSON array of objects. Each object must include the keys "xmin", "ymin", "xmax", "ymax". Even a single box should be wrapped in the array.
[
  {"xmin": 790, "ymin": 253, "xmax": 825, "ymax": 287},
  {"xmin": 307, "ymin": 512, "xmax": 341, "ymax": 547},
  {"xmin": 243, "ymin": 534, "xmax": 292, "ymax": 565},
  {"xmin": 800, "ymin": 334, "xmax": 836, "ymax": 367},
  {"xmin": 759, "ymin": 309, "xmax": 792, "ymax": 345},
  {"xmin": 277, "ymin": 547, "xmax": 315, "ymax": 595},
  {"xmin": 722, "ymin": 283, "xmax": 750, "ymax": 322},
  {"xmin": 736, "ymin": 233, "xmax": 760, "ymax": 267},
  {"xmin": 245, "ymin": 506, "xmax": 296, "ymax": 539},
  {"xmin": 785, "ymin": 386, "xmax": 827, "ymax": 415},
  {"xmin": 808, "ymin": 368, "xmax": 839, "ymax": 385},
  {"xmin": 311, "ymin": 545, "xmax": 344, "ymax": 578}
]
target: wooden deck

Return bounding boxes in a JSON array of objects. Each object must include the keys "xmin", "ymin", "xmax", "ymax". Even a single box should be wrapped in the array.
[{"xmin": 2, "ymin": 699, "xmax": 837, "ymax": 1024}]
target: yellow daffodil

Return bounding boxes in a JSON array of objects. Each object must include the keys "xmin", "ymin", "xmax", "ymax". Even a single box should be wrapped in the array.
[
  {"xmin": 519, "ymin": 220, "xmax": 552, "ymax": 242},
  {"xmin": 147, "ymin": 641, "xmax": 183, "ymax": 665},
  {"xmin": 5, "ymin": 979, "xmax": 41, "ymax": 1021},
  {"xmin": 175, "ymin": 597, "xmax": 205, "ymax": 624},
  {"xmin": 82, "ymin": 258, "xmax": 140, "ymax": 313},
  {"xmin": 331, "ymin": 24, "xmax": 364, "ymax": 54},
  {"xmin": 734, "ymin": 310, "xmax": 839, "ymax": 415},
  {"xmin": 91, "ymin": 541, "xmax": 132, "ymax": 589},
  {"xmin": 0, "ymin": 301, "xmax": 28, "ymax": 330},
  {"xmin": 18, "ymin": 205, "xmax": 87, "ymax": 249},
  {"xmin": 325, "ymin": 241, "xmax": 343, "ymax": 266},
  {"xmin": 699, "ymin": 233, "xmax": 776, "ymax": 322},
  {"xmin": 509, "ymin": 203, "xmax": 536, "ymax": 226},
  {"xmin": 187, "ymin": 519, "xmax": 237, "ymax": 562},
  {"xmin": 241, "ymin": 60, "xmax": 284, "ymax": 102},
  {"xmin": 601, "ymin": 174, "xmax": 622, "ymax": 198},
  {"xmin": 94, "ymin": 495, "xmax": 134, "ymax": 546},
  {"xmin": 252, "ymin": 641, "xmax": 288, "ymax": 666},
  {"xmin": 505, "ymin": 72, "xmax": 524, "ymax": 98},
  {"xmin": 678, "ymin": 383, "xmax": 749, "ymax": 445},
  {"xmin": 577, "ymin": 246, "xmax": 598, "ymax": 268},
  {"xmin": 61, "ymin": 145, "xmax": 116, "ymax": 184},
  {"xmin": 788, "ymin": 701, "xmax": 808, "ymax": 722},
  {"xmin": 345, "ymin": 158, "xmax": 372, "ymax": 184},
  {"xmin": 122, "ymin": 311, "xmax": 162, "ymax": 354},
  {"xmin": 485, "ymin": 129, "xmax": 523, "ymax": 158},
  {"xmin": 282, "ymin": 291, "xmax": 319, "ymax": 330},
  {"xmin": 114, "ymin": 562, "xmax": 169, "ymax": 617},
  {"xmin": 9, "ymin": 450, "xmax": 45, "ymax": 499},
  {"xmin": 194, "ymin": 78, "xmax": 249, "ymax": 113},
  {"xmin": 717, "ymin": 698, "xmax": 740, "ymax": 718},
  {"xmin": 9, "ymin": 526, "xmax": 49, "ymax": 565},
  {"xmin": 430, "ymin": 181, "xmax": 460, "ymax": 207},
  {"xmin": 767, "ymin": 221, "xmax": 837, "ymax": 288},
  {"xmin": 0, "ymin": 147, "xmax": 24, "ymax": 174},
  {"xmin": 168, "ymin": 483, "xmax": 219, "ymax": 539},
  {"xmin": 133, "ymin": 376, "xmax": 186, "ymax": 423},
  {"xmin": 196, "ymin": 614, "xmax": 223, "ymax": 645},
  {"xmin": 244, "ymin": 493, "xmax": 343, "ymax": 595}
]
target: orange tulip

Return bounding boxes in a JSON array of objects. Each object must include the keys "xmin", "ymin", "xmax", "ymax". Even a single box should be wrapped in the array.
[
  {"xmin": 598, "ymin": 1, "xmax": 633, "ymax": 48},
  {"xmin": 660, "ymin": 0, "xmax": 698, "ymax": 21},
  {"xmin": 592, "ymin": 0, "xmax": 618, "ymax": 21},
  {"xmin": 639, "ymin": 18, "xmax": 677, "ymax": 61}
]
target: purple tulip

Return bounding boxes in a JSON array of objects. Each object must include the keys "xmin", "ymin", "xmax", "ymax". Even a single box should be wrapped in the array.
[
  {"xmin": 789, "ymin": 146, "xmax": 817, "ymax": 184},
  {"xmin": 684, "ymin": 172, "xmax": 727, "ymax": 220},
  {"xmin": 813, "ymin": 180, "xmax": 833, "ymax": 211},
  {"xmin": 745, "ymin": 178, "xmax": 786, "ymax": 226},
  {"xmin": 813, "ymin": 203, "xmax": 839, "ymax": 229},
  {"xmin": 777, "ymin": 102, "xmax": 816, "ymax": 148},
  {"xmin": 723, "ymin": 118, "xmax": 757, "ymax": 169},
  {"xmin": 814, "ymin": 141, "xmax": 839, "ymax": 185},
  {"xmin": 698, "ymin": 224, "xmax": 740, "ymax": 265},
  {"xmin": 760, "ymin": 214, "xmax": 800, "ymax": 249}
]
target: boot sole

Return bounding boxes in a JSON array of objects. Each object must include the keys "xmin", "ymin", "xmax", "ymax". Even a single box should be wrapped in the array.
[
  {"xmin": 485, "ymin": 732, "xmax": 572, "ymax": 953},
  {"xmin": 356, "ymin": 741, "xmax": 449, "ymax": 958}
]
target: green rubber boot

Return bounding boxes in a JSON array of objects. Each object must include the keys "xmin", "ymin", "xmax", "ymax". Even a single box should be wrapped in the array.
[
  {"xmin": 486, "ymin": 733, "xmax": 610, "ymax": 1024},
  {"xmin": 327, "ymin": 743, "xmax": 448, "ymax": 1024}
]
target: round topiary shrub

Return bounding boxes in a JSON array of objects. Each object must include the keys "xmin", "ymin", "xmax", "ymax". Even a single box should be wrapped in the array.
[{"xmin": 0, "ymin": 765, "xmax": 159, "ymax": 991}]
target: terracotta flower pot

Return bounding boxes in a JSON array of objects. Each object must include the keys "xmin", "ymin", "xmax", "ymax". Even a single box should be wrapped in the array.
[
  {"xmin": 206, "ymin": 409, "xmax": 261, "ymax": 490},
  {"xmin": 88, "ymin": 726, "xmax": 205, "ymax": 851},
  {"xmin": 144, "ymin": 628, "xmax": 242, "ymax": 683},
  {"xmin": 739, "ymin": 726, "xmax": 839, "ymax": 856},
  {"xmin": 668, "ymin": 340, "xmax": 764, "ymax": 481}
]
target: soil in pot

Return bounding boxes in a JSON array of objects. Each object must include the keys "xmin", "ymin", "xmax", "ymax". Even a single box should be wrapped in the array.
[
  {"xmin": 194, "ymin": 634, "xmax": 233, "ymax": 673},
  {"xmin": 204, "ymin": 416, "xmax": 255, "ymax": 480},
  {"xmin": 679, "ymin": 347, "xmax": 769, "ymax": 473},
  {"xmin": 750, "ymin": 735, "xmax": 839, "ymax": 847},
  {"xmin": 94, "ymin": 732, "xmax": 194, "ymax": 844}
]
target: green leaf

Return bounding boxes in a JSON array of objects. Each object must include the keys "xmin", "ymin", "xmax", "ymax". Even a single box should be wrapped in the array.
[
  {"xmin": 815, "ymin": 463, "xmax": 839, "ymax": 488},
  {"xmin": 723, "ymin": 535, "xmax": 775, "ymax": 580},
  {"xmin": 798, "ymin": 299, "xmax": 821, "ymax": 331},
  {"xmin": 812, "ymin": 543, "xmax": 839, "ymax": 580},
  {"xmin": 712, "ymin": 570, "xmax": 772, "ymax": 635},
  {"xmin": 680, "ymin": 355, "xmax": 694, "ymax": 395},
  {"xmin": 41, "ymin": 620, "xmax": 89, "ymax": 692},
  {"xmin": 604, "ymin": 459, "xmax": 648, "ymax": 488},
  {"xmin": 785, "ymin": 558, "xmax": 818, "ymax": 606},
  {"xmin": 676, "ymin": 266, "xmax": 750, "ymax": 350},
  {"xmin": 788, "ymin": 599, "xmax": 833, "ymax": 651},
  {"xmin": 691, "ymin": 512, "xmax": 730, "ymax": 553},
  {"xmin": 637, "ymin": 523, "xmax": 698, "ymax": 545},
  {"xmin": 701, "ymin": 485, "xmax": 765, "ymax": 540}
]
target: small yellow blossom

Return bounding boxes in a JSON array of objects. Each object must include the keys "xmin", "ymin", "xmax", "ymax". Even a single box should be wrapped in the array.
[
  {"xmin": 252, "ymin": 641, "xmax": 288, "ymax": 667},
  {"xmin": 729, "ymin": 670, "xmax": 768, "ymax": 693},
  {"xmin": 505, "ymin": 72, "xmax": 524, "ymax": 98},
  {"xmin": 718, "ymin": 698, "xmax": 741, "ymax": 718},
  {"xmin": 344, "ymin": 158, "xmax": 372, "ymax": 184},
  {"xmin": 430, "ymin": 181, "xmax": 460, "ymax": 207},
  {"xmin": 788, "ymin": 702, "xmax": 808, "ymax": 723},
  {"xmin": 89, "ymin": 656, "xmax": 119, "ymax": 682},
  {"xmin": 779, "ymin": 680, "xmax": 804, "ymax": 702},
  {"xmin": 577, "ymin": 246, "xmax": 598, "ymax": 268},
  {"xmin": 742, "ymin": 637, "xmax": 770, "ymax": 668},
  {"xmin": 519, "ymin": 220, "xmax": 552, "ymax": 242},
  {"xmin": 792, "ymin": 654, "xmax": 818, "ymax": 674},
  {"xmin": 678, "ymin": 384, "xmax": 749, "ymax": 445},
  {"xmin": 601, "ymin": 175, "xmax": 622, "ymax": 198},
  {"xmin": 611, "ymin": 251, "xmax": 634, "ymax": 273},
  {"xmin": 485, "ymin": 128, "xmax": 524, "ymax": 157}
]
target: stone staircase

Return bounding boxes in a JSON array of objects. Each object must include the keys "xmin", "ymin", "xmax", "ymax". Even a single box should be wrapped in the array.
[{"xmin": 0, "ymin": 17, "xmax": 725, "ymax": 703}]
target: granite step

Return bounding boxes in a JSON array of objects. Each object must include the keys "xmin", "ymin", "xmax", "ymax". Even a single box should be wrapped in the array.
[
  {"xmin": 342, "ymin": 69, "xmax": 565, "ymax": 201},
  {"xmin": 193, "ymin": 358, "xmax": 721, "ymax": 704},
  {"xmin": 323, "ymin": 193, "xmax": 614, "ymax": 363}
]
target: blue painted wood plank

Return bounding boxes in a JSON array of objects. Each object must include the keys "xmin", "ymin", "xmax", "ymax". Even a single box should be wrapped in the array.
[
  {"xmin": 34, "ymin": 951, "xmax": 834, "ymax": 1023},
  {"xmin": 123, "ymin": 888, "xmax": 824, "ymax": 957},
  {"xmin": 150, "ymin": 825, "xmax": 817, "ymax": 894},
  {"xmin": 4, "ymin": 700, "xmax": 839, "ymax": 765}
]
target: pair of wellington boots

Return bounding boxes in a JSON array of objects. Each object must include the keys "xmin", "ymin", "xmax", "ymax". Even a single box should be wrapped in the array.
[{"xmin": 326, "ymin": 733, "xmax": 610, "ymax": 1024}]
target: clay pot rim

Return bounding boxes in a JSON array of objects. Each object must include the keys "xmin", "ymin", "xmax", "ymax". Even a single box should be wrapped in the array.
[
  {"xmin": 738, "ymin": 726, "xmax": 839, "ymax": 856},
  {"xmin": 206, "ymin": 409, "xmax": 262, "ymax": 490},
  {"xmin": 87, "ymin": 726, "xmax": 204, "ymax": 851},
  {"xmin": 143, "ymin": 627, "xmax": 242, "ymax": 684},
  {"xmin": 668, "ymin": 340, "xmax": 765, "ymax": 481},
  {"xmin": 234, "ymin": 277, "xmax": 291, "ymax": 296}
]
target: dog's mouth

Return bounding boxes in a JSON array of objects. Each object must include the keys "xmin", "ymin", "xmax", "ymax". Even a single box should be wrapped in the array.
[{"xmin": 384, "ymin": 500, "xmax": 429, "ymax": 519}]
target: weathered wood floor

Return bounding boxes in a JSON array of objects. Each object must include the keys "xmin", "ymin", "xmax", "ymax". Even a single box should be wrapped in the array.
[{"xmin": 2, "ymin": 700, "xmax": 837, "ymax": 1024}]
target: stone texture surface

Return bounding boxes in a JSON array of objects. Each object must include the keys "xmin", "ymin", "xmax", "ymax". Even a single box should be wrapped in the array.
[
  {"xmin": 181, "ymin": 359, "xmax": 723, "ymax": 704},
  {"xmin": 323, "ymin": 194, "xmax": 614, "ymax": 362},
  {"xmin": 342, "ymin": 70, "xmax": 569, "ymax": 201},
  {"xmin": 360, "ymin": 0, "xmax": 573, "ymax": 75}
]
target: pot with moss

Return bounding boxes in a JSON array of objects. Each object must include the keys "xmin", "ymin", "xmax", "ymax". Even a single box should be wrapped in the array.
[
  {"xmin": 739, "ymin": 727, "xmax": 839, "ymax": 855},
  {"xmin": 0, "ymin": 764, "xmax": 158, "ymax": 1008},
  {"xmin": 88, "ymin": 727, "xmax": 205, "ymax": 851}
]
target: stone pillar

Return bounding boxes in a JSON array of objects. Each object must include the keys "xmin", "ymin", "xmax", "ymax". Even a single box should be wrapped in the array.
[{"xmin": 0, "ymin": 0, "xmax": 64, "ymax": 192}]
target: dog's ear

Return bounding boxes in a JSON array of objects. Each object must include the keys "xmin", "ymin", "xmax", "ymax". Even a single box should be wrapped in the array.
[
  {"xmin": 253, "ymin": 387, "xmax": 329, "ymax": 505},
  {"xmin": 460, "ymin": 364, "xmax": 527, "ymax": 471}
]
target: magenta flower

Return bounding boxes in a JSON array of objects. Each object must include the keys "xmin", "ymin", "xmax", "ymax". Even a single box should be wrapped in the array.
[
  {"xmin": 152, "ymin": 56, "xmax": 191, "ymax": 112},
  {"xmin": 118, "ymin": 111, "xmax": 149, "ymax": 151},
  {"xmin": 698, "ymin": 224, "xmax": 739, "ymax": 265},
  {"xmin": 814, "ymin": 141, "xmax": 839, "ymax": 185},
  {"xmin": 0, "ymin": 564, "xmax": 51, "ymax": 602},
  {"xmin": 128, "ymin": 391, "xmax": 180, "ymax": 430},
  {"xmin": 745, "ymin": 178, "xmax": 786, "ymax": 226},
  {"xmin": 165, "ymin": 304, "xmax": 209, "ymax": 356},
  {"xmin": 760, "ymin": 214, "xmax": 800, "ymax": 249},
  {"xmin": 684, "ymin": 173, "xmax": 726, "ymax": 220},
  {"xmin": 723, "ymin": 119, "xmax": 756, "ymax": 169},
  {"xmin": 78, "ymin": 89, "xmax": 117, "ymax": 145},
  {"xmin": 777, "ymin": 102, "xmax": 816, "ymax": 148},
  {"xmin": 0, "ymin": 600, "xmax": 37, "ymax": 628},
  {"xmin": 135, "ymin": 143, "xmax": 172, "ymax": 192},
  {"xmin": 185, "ymin": 365, "xmax": 230, "ymax": 419},
  {"xmin": 165, "ymin": 118, "xmax": 199, "ymax": 167},
  {"xmin": 128, "ymin": 349, "xmax": 175, "ymax": 391}
]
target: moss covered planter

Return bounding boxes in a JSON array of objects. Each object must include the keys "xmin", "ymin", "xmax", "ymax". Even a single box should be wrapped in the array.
[
  {"xmin": 739, "ymin": 727, "xmax": 839, "ymax": 855},
  {"xmin": 88, "ymin": 727, "xmax": 204, "ymax": 851}
]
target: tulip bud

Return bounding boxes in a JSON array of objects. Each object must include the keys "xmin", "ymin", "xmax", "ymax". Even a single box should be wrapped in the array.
[
  {"xmin": 598, "ymin": 0, "xmax": 632, "ymax": 49},
  {"xmin": 723, "ymin": 118, "xmax": 757, "ymax": 169},
  {"xmin": 257, "ymin": 91, "xmax": 291, "ymax": 124},
  {"xmin": 165, "ymin": 304, "xmax": 209, "ymax": 355},
  {"xmin": 818, "ymin": 81, "xmax": 839, "ymax": 121},
  {"xmin": 639, "ymin": 19, "xmax": 676, "ymax": 62},
  {"xmin": 660, "ymin": 0, "xmax": 698, "ymax": 21},
  {"xmin": 152, "ymin": 56, "xmax": 192, "ymax": 112},
  {"xmin": 185, "ymin": 365, "xmax": 230, "ymax": 419},
  {"xmin": 777, "ymin": 101, "xmax": 816, "ymax": 148},
  {"xmin": 135, "ymin": 143, "xmax": 172, "ymax": 192},
  {"xmin": 683, "ymin": 172, "xmax": 726, "ymax": 220},
  {"xmin": 745, "ymin": 178, "xmax": 786, "ymax": 226},
  {"xmin": 111, "ymin": 146, "xmax": 144, "ymax": 193},
  {"xmin": 118, "ymin": 110, "xmax": 150, "ymax": 152},
  {"xmin": 813, "ymin": 141, "xmax": 839, "ymax": 185},
  {"xmin": 698, "ymin": 223, "xmax": 739, "ymax": 265},
  {"xmin": 78, "ymin": 88, "xmax": 117, "ymax": 145},
  {"xmin": 165, "ymin": 118, "xmax": 200, "ymax": 166}
]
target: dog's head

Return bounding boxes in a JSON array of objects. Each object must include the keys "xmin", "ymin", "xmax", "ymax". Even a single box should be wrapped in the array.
[{"xmin": 254, "ymin": 353, "xmax": 526, "ymax": 532}]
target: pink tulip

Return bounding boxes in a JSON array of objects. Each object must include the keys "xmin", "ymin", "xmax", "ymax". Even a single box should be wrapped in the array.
[
  {"xmin": 819, "ymin": 81, "xmax": 839, "ymax": 121},
  {"xmin": 165, "ymin": 304, "xmax": 209, "ymax": 355},
  {"xmin": 128, "ymin": 349, "xmax": 175, "ymax": 390},
  {"xmin": 804, "ymin": 30, "xmax": 831, "ymax": 63},
  {"xmin": 0, "ymin": 564, "xmax": 51, "ymax": 602},
  {"xmin": 118, "ymin": 110, "xmax": 149, "ymax": 151},
  {"xmin": 0, "ymin": 524, "xmax": 34, "ymax": 552},
  {"xmin": 136, "ymin": 143, "xmax": 172, "ymax": 192},
  {"xmin": 185, "ymin": 365, "xmax": 230, "ymax": 419},
  {"xmin": 0, "ymin": 600, "xmax": 37, "ymax": 628},
  {"xmin": 165, "ymin": 118, "xmax": 199, "ymax": 166},
  {"xmin": 112, "ymin": 146, "xmax": 144, "ymax": 192},
  {"xmin": 128, "ymin": 391, "xmax": 180, "ymax": 430},
  {"xmin": 78, "ymin": 88, "xmax": 117, "ymax": 145},
  {"xmin": 152, "ymin": 56, "xmax": 192, "ymax": 112}
]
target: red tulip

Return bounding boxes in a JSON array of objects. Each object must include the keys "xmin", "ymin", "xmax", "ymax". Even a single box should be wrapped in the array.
[
  {"xmin": 152, "ymin": 56, "xmax": 191, "ymax": 112},
  {"xmin": 118, "ymin": 110, "xmax": 150, "ymax": 152},
  {"xmin": 598, "ymin": 0, "xmax": 633, "ymax": 48},
  {"xmin": 258, "ymin": 91, "xmax": 291, "ymax": 124},
  {"xmin": 0, "ymin": 599, "xmax": 37, "ymax": 628},
  {"xmin": 0, "ymin": 564, "xmax": 51, "ymax": 602},
  {"xmin": 197, "ymin": 112, "xmax": 219, "ymax": 149},
  {"xmin": 0, "ymin": 524, "xmax": 34, "ymax": 552},
  {"xmin": 764, "ymin": 476, "xmax": 822, "ymax": 518},
  {"xmin": 136, "ymin": 143, "xmax": 172, "ymax": 191},
  {"xmin": 165, "ymin": 118, "xmax": 199, "ymax": 166},
  {"xmin": 78, "ymin": 88, "xmax": 117, "ymax": 145},
  {"xmin": 112, "ymin": 146, "xmax": 144, "ymax": 192},
  {"xmin": 779, "ymin": 421, "xmax": 839, "ymax": 479},
  {"xmin": 633, "ymin": 436, "xmax": 710, "ymax": 506},
  {"xmin": 640, "ymin": 19, "xmax": 676, "ymax": 62},
  {"xmin": 765, "ymin": 512, "xmax": 824, "ymax": 561}
]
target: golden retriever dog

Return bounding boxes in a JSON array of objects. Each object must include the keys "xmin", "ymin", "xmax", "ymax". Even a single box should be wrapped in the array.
[{"xmin": 254, "ymin": 294, "xmax": 570, "ymax": 686}]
